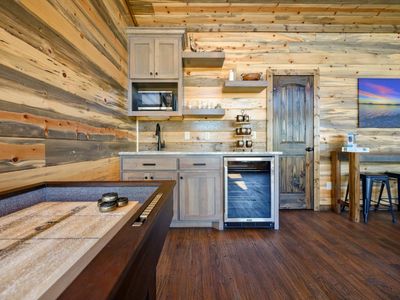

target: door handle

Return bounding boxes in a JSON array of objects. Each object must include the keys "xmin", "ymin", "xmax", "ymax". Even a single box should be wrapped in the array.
[{"xmin": 305, "ymin": 147, "xmax": 314, "ymax": 152}]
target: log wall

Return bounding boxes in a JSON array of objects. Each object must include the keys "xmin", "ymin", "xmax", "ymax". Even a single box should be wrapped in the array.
[
  {"xmin": 0, "ymin": 0, "xmax": 135, "ymax": 191},
  {"xmin": 138, "ymin": 31, "xmax": 400, "ymax": 206}
]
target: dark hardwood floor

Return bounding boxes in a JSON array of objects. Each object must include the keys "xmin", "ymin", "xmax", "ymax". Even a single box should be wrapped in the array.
[{"xmin": 157, "ymin": 211, "xmax": 400, "ymax": 299}]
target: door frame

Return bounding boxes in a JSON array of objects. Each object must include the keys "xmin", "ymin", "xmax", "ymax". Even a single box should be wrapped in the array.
[{"xmin": 266, "ymin": 69, "xmax": 321, "ymax": 211}]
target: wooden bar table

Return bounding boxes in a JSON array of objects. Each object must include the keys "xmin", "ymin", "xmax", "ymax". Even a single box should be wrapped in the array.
[
  {"xmin": 348, "ymin": 153, "xmax": 360, "ymax": 222},
  {"xmin": 331, "ymin": 151, "xmax": 400, "ymax": 223}
]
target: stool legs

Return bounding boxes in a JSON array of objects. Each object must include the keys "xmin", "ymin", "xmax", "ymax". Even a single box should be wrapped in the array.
[
  {"xmin": 375, "ymin": 179, "xmax": 396, "ymax": 224},
  {"xmin": 363, "ymin": 178, "xmax": 373, "ymax": 224},
  {"xmin": 375, "ymin": 182, "xmax": 385, "ymax": 210},
  {"xmin": 341, "ymin": 183, "xmax": 350, "ymax": 212},
  {"xmin": 343, "ymin": 175, "xmax": 397, "ymax": 223},
  {"xmin": 385, "ymin": 180, "xmax": 396, "ymax": 223},
  {"xmin": 362, "ymin": 178, "xmax": 366, "ymax": 218},
  {"xmin": 397, "ymin": 178, "xmax": 400, "ymax": 211}
]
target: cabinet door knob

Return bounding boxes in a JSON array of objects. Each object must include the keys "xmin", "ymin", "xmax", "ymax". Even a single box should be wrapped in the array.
[
  {"xmin": 150, "ymin": 176, "xmax": 154, "ymax": 180},
  {"xmin": 180, "ymin": 176, "xmax": 183, "ymax": 180},
  {"xmin": 155, "ymin": 72, "xmax": 158, "ymax": 76},
  {"xmin": 150, "ymin": 72, "xmax": 153, "ymax": 75},
  {"xmin": 144, "ymin": 176, "xmax": 148, "ymax": 180}
]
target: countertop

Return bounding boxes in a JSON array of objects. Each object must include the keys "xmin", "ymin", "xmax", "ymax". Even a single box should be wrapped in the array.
[{"xmin": 119, "ymin": 151, "xmax": 282, "ymax": 156}]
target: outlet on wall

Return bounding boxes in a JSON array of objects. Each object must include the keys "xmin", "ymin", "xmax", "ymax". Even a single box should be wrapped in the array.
[
  {"xmin": 184, "ymin": 132, "xmax": 190, "ymax": 141},
  {"xmin": 325, "ymin": 182, "xmax": 332, "ymax": 190}
]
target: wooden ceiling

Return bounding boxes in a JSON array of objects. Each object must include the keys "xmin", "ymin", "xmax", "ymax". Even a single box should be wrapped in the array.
[{"xmin": 125, "ymin": 0, "xmax": 400, "ymax": 32}]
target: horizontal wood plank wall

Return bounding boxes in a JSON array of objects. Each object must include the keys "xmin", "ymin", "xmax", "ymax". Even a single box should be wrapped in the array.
[
  {"xmin": 0, "ymin": 157, "xmax": 120, "ymax": 193},
  {"xmin": 128, "ymin": 1, "xmax": 400, "ymax": 33},
  {"xmin": 0, "ymin": 0, "xmax": 135, "ymax": 189},
  {"xmin": 139, "ymin": 32, "xmax": 400, "ymax": 206}
]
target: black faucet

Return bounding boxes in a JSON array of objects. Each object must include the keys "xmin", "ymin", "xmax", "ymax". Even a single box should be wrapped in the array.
[{"xmin": 155, "ymin": 123, "xmax": 165, "ymax": 151}]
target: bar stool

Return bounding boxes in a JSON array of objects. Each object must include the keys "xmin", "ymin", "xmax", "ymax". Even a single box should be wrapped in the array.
[
  {"xmin": 342, "ymin": 173, "xmax": 396, "ymax": 223},
  {"xmin": 385, "ymin": 172, "xmax": 400, "ymax": 211}
]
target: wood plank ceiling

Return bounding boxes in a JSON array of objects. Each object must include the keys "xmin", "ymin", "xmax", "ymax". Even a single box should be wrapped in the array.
[{"xmin": 125, "ymin": 0, "xmax": 400, "ymax": 32}]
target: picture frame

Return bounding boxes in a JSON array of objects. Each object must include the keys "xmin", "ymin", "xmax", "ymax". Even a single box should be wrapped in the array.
[{"xmin": 358, "ymin": 78, "xmax": 400, "ymax": 128}]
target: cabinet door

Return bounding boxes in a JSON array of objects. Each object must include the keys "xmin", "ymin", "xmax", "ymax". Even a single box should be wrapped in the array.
[
  {"xmin": 152, "ymin": 171, "xmax": 179, "ymax": 221},
  {"xmin": 154, "ymin": 38, "xmax": 179, "ymax": 79},
  {"xmin": 129, "ymin": 38, "xmax": 154, "ymax": 79},
  {"xmin": 122, "ymin": 170, "xmax": 179, "ymax": 221},
  {"xmin": 179, "ymin": 172, "xmax": 221, "ymax": 221}
]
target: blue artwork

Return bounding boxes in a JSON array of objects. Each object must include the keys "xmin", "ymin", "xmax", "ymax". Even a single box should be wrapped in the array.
[{"xmin": 358, "ymin": 78, "xmax": 400, "ymax": 128}]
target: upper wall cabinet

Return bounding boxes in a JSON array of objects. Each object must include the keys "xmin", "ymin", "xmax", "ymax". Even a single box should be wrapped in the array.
[
  {"xmin": 127, "ymin": 28, "xmax": 185, "ymax": 80},
  {"xmin": 126, "ymin": 28, "xmax": 185, "ymax": 116},
  {"xmin": 129, "ymin": 37, "xmax": 180, "ymax": 79},
  {"xmin": 155, "ymin": 38, "xmax": 179, "ymax": 79},
  {"xmin": 129, "ymin": 38, "xmax": 154, "ymax": 79}
]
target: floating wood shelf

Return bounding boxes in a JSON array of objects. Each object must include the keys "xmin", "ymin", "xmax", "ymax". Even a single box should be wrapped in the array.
[
  {"xmin": 182, "ymin": 51, "xmax": 225, "ymax": 68},
  {"xmin": 223, "ymin": 80, "xmax": 268, "ymax": 93},
  {"xmin": 182, "ymin": 108, "xmax": 225, "ymax": 116}
]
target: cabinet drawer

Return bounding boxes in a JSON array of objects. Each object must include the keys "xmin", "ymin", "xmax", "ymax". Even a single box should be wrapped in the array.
[
  {"xmin": 179, "ymin": 157, "xmax": 221, "ymax": 170},
  {"xmin": 122, "ymin": 171, "xmax": 147, "ymax": 181},
  {"xmin": 122, "ymin": 157, "xmax": 177, "ymax": 170}
]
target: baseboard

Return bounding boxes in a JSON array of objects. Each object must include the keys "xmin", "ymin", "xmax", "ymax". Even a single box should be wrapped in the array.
[{"xmin": 170, "ymin": 220, "xmax": 222, "ymax": 230}]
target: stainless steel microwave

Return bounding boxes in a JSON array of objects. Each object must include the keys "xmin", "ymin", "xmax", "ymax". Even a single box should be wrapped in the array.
[{"xmin": 136, "ymin": 91, "xmax": 176, "ymax": 111}]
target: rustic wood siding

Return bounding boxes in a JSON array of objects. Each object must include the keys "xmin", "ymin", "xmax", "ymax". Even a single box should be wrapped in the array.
[
  {"xmin": 127, "ymin": 1, "xmax": 400, "ymax": 33},
  {"xmin": 139, "ymin": 31, "xmax": 400, "ymax": 206},
  {"xmin": 0, "ymin": 0, "xmax": 135, "ymax": 191}
]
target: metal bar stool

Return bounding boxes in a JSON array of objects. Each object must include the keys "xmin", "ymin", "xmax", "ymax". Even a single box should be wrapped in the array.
[
  {"xmin": 385, "ymin": 172, "xmax": 400, "ymax": 211},
  {"xmin": 342, "ymin": 173, "xmax": 396, "ymax": 223}
]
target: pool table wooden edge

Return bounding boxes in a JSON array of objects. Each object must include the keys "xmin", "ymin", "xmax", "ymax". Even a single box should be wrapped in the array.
[{"xmin": 56, "ymin": 180, "xmax": 175, "ymax": 300}]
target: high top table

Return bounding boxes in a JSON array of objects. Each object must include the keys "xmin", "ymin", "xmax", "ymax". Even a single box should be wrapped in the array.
[{"xmin": 331, "ymin": 151, "xmax": 400, "ymax": 222}]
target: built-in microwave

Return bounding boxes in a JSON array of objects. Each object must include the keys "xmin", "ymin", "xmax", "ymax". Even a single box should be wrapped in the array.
[{"xmin": 134, "ymin": 91, "xmax": 176, "ymax": 111}]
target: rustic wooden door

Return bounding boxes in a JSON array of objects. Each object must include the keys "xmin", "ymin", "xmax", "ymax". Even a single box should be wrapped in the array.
[
  {"xmin": 273, "ymin": 75, "xmax": 314, "ymax": 209},
  {"xmin": 129, "ymin": 38, "xmax": 154, "ymax": 79},
  {"xmin": 154, "ymin": 38, "xmax": 179, "ymax": 79}
]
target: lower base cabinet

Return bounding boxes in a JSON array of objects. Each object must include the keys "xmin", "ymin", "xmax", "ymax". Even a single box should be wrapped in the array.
[
  {"xmin": 179, "ymin": 172, "xmax": 221, "ymax": 221},
  {"xmin": 121, "ymin": 156, "xmax": 223, "ymax": 228},
  {"xmin": 123, "ymin": 171, "xmax": 179, "ymax": 221}
]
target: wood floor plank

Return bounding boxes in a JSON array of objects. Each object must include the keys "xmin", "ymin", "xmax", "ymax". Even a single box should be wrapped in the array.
[{"xmin": 157, "ymin": 211, "xmax": 400, "ymax": 299}]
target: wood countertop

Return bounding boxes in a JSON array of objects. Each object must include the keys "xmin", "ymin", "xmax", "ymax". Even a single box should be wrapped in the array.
[{"xmin": 0, "ymin": 201, "xmax": 140, "ymax": 300}]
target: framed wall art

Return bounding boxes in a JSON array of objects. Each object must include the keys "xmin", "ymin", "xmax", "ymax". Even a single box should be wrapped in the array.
[{"xmin": 358, "ymin": 78, "xmax": 400, "ymax": 128}]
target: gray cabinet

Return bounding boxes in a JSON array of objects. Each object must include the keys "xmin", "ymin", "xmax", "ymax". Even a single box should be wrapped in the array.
[
  {"xmin": 154, "ymin": 38, "xmax": 179, "ymax": 79},
  {"xmin": 126, "ymin": 28, "xmax": 185, "ymax": 117},
  {"xmin": 120, "ymin": 154, "xmax": 222, "ymax": 227},
  {"xmin": 179, "ymin": 171, "xmax": 221, "ymax": 221},
  {"xmin": 129, "ymin": 37, "xmax": 179, "ymax": 79},
  {"xmin": 123, "ymin": 170, "xmax": 179, "ymax": 221},
  {"xmin": 129, "ymin": 38, "xmax": 154, "ymax": 79},
  {"xmin": 122, "ymin": 157, "xmax": 177, "ymax": 170}
]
